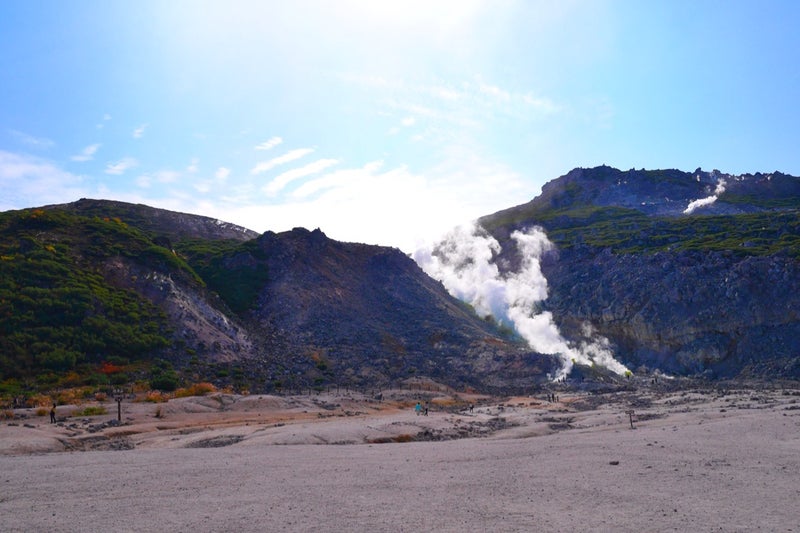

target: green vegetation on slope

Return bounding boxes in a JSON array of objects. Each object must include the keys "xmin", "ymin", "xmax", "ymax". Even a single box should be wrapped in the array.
[
  {"xmin": 485, "ymin": 204, "xmax": 800, "ymax": 258},
  {"xmin": 176, "ymin": 239, "xmax": 270, "ymax": 314},
  {"xmin": 545, "ymin": 209, "xmax": 800, "ymax": 257},
  {"xmin": 0, "ymin": 209, "xmax": 183, "ymax": 387}
]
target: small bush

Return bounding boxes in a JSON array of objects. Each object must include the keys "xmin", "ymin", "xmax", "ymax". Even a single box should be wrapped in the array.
[
  {"xmin": 150, "ymin": 372, "xmax": 179, "ymax": 392},
  {"xmin": 174, "ymin": 382, "xmax": 216, "ymax": 398},
  {"xmin": 30, "ymin": 394, "xmax": 53, "ymax": 407},
  {"xmin": 57, "ymin": 388, "xmax": 90, "ymax": 406},
  {"xmin": 72, "ymin": 406, "xmax": 107, "ymax": 417},
  {"xmin": 143, "ymin": 391, "xmax": 169, "ymax": 403},
  {"xmin": 35, "ymin": 407, "xmax": 49, "ymax": 417}
]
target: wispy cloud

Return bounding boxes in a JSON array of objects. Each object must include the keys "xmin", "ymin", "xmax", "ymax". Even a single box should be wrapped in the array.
[
  {"xmin": 96, "ymin": 114, "xmax": 112, "ymax": 129},
  {"xmin": 215, "ymin": 167, "xmax": 231, "ymax": 180},
  {"xmin": 292, "ymin": 161, "xmax": 384, "ymax": 199},
  {"xmin": 71, "ymin": 143, "xmax": 101, "ymax": 162},
  {"xmin": 135, "ymin": 168, "xmax": 180, "ymax": 188},
  {"xmin": 263, "ymin": 158, "xmax": 339, "ymax": 195},
  {"xmin": 215, "ymin": 152, "xmax": 526, "ymax": 252},
  {"xmin": 477, "ymin": 80, "xmax": 511, "ymax": 102},
  {"xmin": 193, "ymin": 181, "xmax": 212, "ymax": 193},
  {"xmin": 132, "ymin": 124, "xmax": 148, "ymax": 139},
  {"xmin": 389, "ymin": 115, "xmax": 418, "ymax": 135},
  {"xmin": 251, "ymin": 148, "xmax": 314, "ymax": 175},
  {"xmin": 105, "ymin": 157, "xmax": 138, "ymax": 175},
  {"xmin": 0, "ymin": 150, "xmax": 85, "ymax": 210},
  {"xmin": 154, "ymin": 169, "xmax": 180, "ymax": 183},
  {"xmin": 10, "ymin": 130, "xmax": 55, "ymax": 149},
  {"xmin": 135, "ymin": 174, "xmax": 152, "ymax": 188},
  {"xmin": 373, "ymin": 75, "xmax": 562, "ymax": 143},
  {"xmin": 255, "ymin": 137, "xmax": 283, "ymax": 150},
  {"xmin": 523, "ymin": 93, "xmax": 559, "ymax": 114}
]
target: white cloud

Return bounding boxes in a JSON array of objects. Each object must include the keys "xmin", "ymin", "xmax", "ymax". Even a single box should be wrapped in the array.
[
  {"xmin": 427, "ymin": 85, "xmax": 463, "ymax": 101},
  {"xmin": 194, "ymin": 181, "xmax": 212, "ymax": 193},
  {"xmin": 255, "ymin": 136, "xmax": 283, "ymax": 150},
  {"xmin": 135, "ymin": 169, "xmax": 179, "ymax": 187},
  {"xmin": 186, "ymin": 158, "xmax": 199, "ymax": 173},
  {"xmin": 132, "ymin": 124, "xmax": 148, "ymax": 139},
  {"xmin": 477, "ymin": 80, "xmax": 511, "ymax": 102},
  {"xmin": 263, "ymin": 158, "xmax": 339, "ymax": 195},
  {"xmin": 292, "ymin": 160, "xmax": 384, "ymax": 199},
  {"xmin": 523, "ymin": 93, "xmax": 559, "ymax": 114},
  {"xmin": 105, "ymin": 157, "xmax": 138, "ymax": 175},
  {"xmin": 154, "ymin": 170, "xmax": 180, "ymax": 183},
  {"xmin": 388, "ymin": 115, "xmax": 417, "ymax": 135},
  {"xmin": 374, "ymin": 76, "xmax": 563, "ymax": 146},
  {"xmin": 10, "ymin": 130, "xmax": 55, "ymax": 149},
  {"xmin": 71, "ymin": 143, "xmax": 101, "ymax": 162},
  {"xmin": 206, "ymin": 152, "xmax": 529, "ymax": 253},
  {"xmin": 215, "ymin": 167, "xmax": 231, "ymax": 180},
  {"xmin": 251, "ymin": 148, "xmax": 314, "ymax": 175},
  {"xmin": 0, "ymin": 150, "xmax": 86, "ymax": 209}
]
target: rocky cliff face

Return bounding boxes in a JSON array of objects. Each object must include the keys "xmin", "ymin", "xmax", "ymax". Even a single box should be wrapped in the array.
[
  {"xmin": 541, "ymin": 248, "xmax": 800, "ymax": 378},
  {"xmin": 236, "ymin": 228, "xmax": 558, "ymax": 389},
  {"xmin": 479, "ymin": 166, "xmax": 800, "ymax": 379}
]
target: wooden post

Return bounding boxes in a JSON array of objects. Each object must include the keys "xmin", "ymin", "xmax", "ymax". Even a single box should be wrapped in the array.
[
  {"xmin": 113, "ymin": 389, "xmax": 123, "ymax": 422},
  {"xmin": 625, "ymin": 409, "xmax": 635, "ymax": 429}
]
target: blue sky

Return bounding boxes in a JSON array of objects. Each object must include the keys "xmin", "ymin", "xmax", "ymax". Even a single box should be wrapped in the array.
[{"xmin": 1, "ymin": 0, "xmax": 799, "ymax": 252}]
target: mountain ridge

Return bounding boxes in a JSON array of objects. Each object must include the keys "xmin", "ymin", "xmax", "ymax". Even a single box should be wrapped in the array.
[{"xmin": 2, "ymin": 165, "xmax": 799, "ymax": 399}]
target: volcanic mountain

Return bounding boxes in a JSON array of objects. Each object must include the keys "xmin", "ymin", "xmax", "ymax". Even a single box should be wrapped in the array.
[
  {"xmin": 478, "ymin": 166, "xmax": 800, "ymax": 379},
  {"xmin": 2, "ymin": 165, "xmax": 798, "ymax": 398},
  {"xmin": 0, "ymin": 200, "xmax": 556, "ymax": 394}
]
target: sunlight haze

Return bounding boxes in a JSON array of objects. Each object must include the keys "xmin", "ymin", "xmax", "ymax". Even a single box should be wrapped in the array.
[{"xmin": 2, "ymin": 0, "xmax": 798, "ymax": 252}]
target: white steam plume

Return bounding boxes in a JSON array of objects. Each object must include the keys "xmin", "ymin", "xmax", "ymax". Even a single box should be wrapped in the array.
[
  {"xmin": 414, "ymin": 223, "xmax": 628, "ymax": 379},
  {"xmin": 684, "ymin": 179, "xmax": 727, "ymax": 214}
]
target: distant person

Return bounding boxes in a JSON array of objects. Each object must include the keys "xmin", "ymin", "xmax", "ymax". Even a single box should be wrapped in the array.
[
  {"xmin": 415, "ymin": 402, "xmax": 421, "ymax": 416},
  {"xmin": 50, "ymin": 403, "xmax": 56, "ymax": 424},
  {"xmin": 469, "ymin": 404, "xmax": 474, "ymax": 414}
]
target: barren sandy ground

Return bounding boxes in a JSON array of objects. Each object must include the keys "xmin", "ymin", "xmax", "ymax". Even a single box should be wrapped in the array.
[{"xmin": 1, "ymin": 383, "xmax": 798, "ymax": 532}]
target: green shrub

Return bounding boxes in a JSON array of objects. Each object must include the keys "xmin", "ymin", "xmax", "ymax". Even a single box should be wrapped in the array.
[
  {"xmin": 150, "ymin": 371, "xmax": 179, "ymax": 392},
  {"xmin": 72, "ymin": 406, "xmax": 107, "ymax": 416}
]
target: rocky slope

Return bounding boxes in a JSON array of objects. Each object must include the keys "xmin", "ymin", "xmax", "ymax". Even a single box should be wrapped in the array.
[
  {"xmin": 479, "ymin": 166, "xmax": 800, "ymax": 379},
  {"xmin": 0, "ymin": 201, "xmax": 555, "ymax": 393},
  {"xmin": 208, "ymin": 227, "xmax": 556, "ymax": 390}
]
